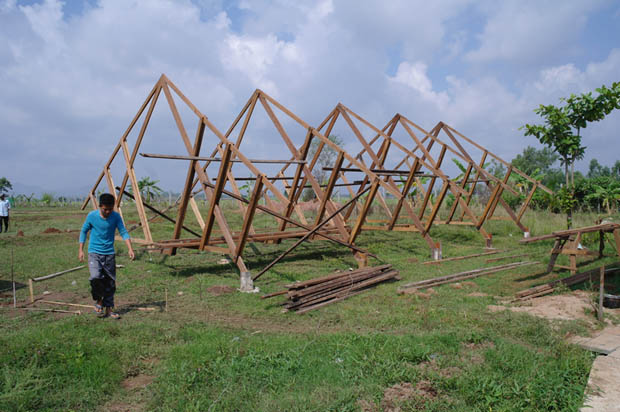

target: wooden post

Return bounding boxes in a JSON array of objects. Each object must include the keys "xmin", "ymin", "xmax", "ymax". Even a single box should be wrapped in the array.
[
  {"xmin": 348, "ymin": 179, "xmax": 380, "ymax": 244},
  {"xmin": 599, "ymin": 265, "xmax": 605, "ymax": 321},
  {"xmin": 446, "ymin": 163, "xmax": 473, "ymax": 223},
  {"xmin": 29, "ymin": 278, "xmax": 34, "ymax": 303},
  {"xmin": 418, "ymin": 145, "xmax": 446, "ymax": 219},
  {"xmin": 278, "ymin": 128, "xmax": 313, "ymax": 237},
  {"xmin": 169, "ymin": 117, "xmax": 205, "ymax": 255},
  {"xmin": 424, "ymin": 181, "xmax": 449, "ymax": 234},
  {"xmin": 388, "ymin": 159, "xmax": 419, "ymax": 230},
  {"xmin": 315, "ymin": 152, "xmax": 345, "ymax": 225},
  {"xmin": 200, "ymin": 144, "xmax": 232, "ymax": 250},
  {"xmin": 189, "ymin": 197, "xmax": 205, "ymax": 230},
  {"xmin": 235, "ymin": 176, "xmax": 264, "ymax": 262},
  {"xmin": 460, "ymin": 152, "xmax": 487, "ymax": 221}
]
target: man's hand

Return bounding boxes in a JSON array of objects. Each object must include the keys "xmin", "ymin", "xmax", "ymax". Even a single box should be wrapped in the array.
[
  {"xmin": 78, "ymin": 248, "xmax": 84, "ymax": 262},
  {"xmin": 124, "ymin": 238, "xmax": 135, "ymax": 261}
]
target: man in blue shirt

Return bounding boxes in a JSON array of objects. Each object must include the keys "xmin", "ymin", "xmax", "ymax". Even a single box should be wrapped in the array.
[
  {"xmin": 0, "ymin": 194, "xmax": 10, "ymax": 233},
  {"xmin": 79, "ymin": 193, "xmax": 135, "ymax": 319}
]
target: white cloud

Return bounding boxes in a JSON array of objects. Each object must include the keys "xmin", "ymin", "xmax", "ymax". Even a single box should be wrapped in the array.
[
  {"xmin": 220, "ymin": 32, "xmax": 301, "ymax": 95},
  {"xmin": 466, "ymin": 0, "xmax": 606, "ymax": 63},
  {"xmin": 389, "ymin": 61, "xmax": 449, "ymax": 109}
]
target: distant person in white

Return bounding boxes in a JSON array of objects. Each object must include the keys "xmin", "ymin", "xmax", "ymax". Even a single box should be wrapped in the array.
[{"xmin": 0, "ymin": 194, "xmax": 9, "ymax": 233}]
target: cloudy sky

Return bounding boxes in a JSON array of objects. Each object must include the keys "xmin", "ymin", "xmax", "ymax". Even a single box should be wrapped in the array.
[{"xmin": 1, "ymin": 0, "xmax": 619, "ymax": 196}]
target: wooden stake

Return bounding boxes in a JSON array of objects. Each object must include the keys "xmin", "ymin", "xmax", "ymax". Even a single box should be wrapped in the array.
[
  {"xmin": 599, "ymin": 265, "xmax": 605, "ymax": 322},
  {"xmin": 29, "ymin": 279, "xmax": 34, "ymax": 303},
  {"xmin": 11, "ymin": 246, "xmax": 16, "ymax": 308}
]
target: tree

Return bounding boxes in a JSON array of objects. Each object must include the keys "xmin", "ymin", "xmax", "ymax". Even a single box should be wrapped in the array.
[
  {"xmin": 511, "ymin": 146, "xmax": 559, "ymax": 176},
  {"xmin": 523, "ymin": 83, "xmax": 620, "ymax": 186},
  {"xmin": 612, "ymin": 160, "xmax": 620, "ymax": 179},
  {"xmin": 522, "ymin": 82, "xmax": 620, "ymax": 227},
  {"xmin": 40, "ymin": 193, "xmax": 54, "ymax": 206},
  {"xmin": 137, "ymin": 177, "xmax": 162, "ymax": 203},
  {"xmin": 584, "ymin": 181, "xmax": 620, "ymax": 214},
  {"xmin": 0, "ymin": 177, "xmax": 12, "ymax": 194},
  {"xmin": 587, "ymin": 159, "xmax": 611, "ymax": 179},
  {"xmin": 521, "ymin": 104, "xmax": 583, "ymax": 188}
]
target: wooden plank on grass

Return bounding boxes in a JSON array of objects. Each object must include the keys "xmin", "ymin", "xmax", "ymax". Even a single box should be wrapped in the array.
[{"xmin": 423, "ymin": 250, "xmax": 501, "ymax": 265}]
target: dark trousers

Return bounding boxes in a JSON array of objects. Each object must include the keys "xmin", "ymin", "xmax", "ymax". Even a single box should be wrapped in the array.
[
  {"xmin": 90, "ymin": 276, "xmax": 116, "ymax": 308},
  {"xmin": 88, "ymin": 253, "xmax": 117, "ymax": 307},
  {"xmin": 0, "ymin": 216, "xmax": 8, "ymax": 233}
]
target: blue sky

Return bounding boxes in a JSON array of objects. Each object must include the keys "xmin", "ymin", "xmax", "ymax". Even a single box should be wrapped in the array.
[{"xmin": 1, "ymin": 0, "xmax": 619, "ymax": 196}]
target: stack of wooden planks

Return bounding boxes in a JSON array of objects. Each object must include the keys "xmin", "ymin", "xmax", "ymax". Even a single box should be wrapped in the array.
[
  {"xmin": 515, "ymin": 263, "xmax": 620, "ymax": 301},
  {"xmin": 262, "ymin": 265, "xmax": 400, "ymax": 314},
  {"xmin": 398, "ymin": 261, "xmax": 538, "ymax": 294}
]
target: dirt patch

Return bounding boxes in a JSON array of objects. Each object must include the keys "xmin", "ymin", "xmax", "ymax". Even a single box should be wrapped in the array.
[
  {"xmin": 357, "ymin": 399, "xmax": 377, "ymax": 412},
  {"xmin": 417, "ymin": 358, "xmax": 461, "ymax": 378},
  {"xmin": 381, "ymin": 381, "xmax": 438, "ymax": 411},
  {"xmin": 206, "ymin": 285, "xmax": 236, "ymax": 296},
  {"xmin": 467, "ymin": 292, "xmax": 489, "ymax": 297},
  {"xmin": 382, "ymin": 382, "xmax": 416, "ymax": 411},
  {"xmin": 461, "ymin": 281, "xmax": 477, "ymax": 288},
  {"xmin": 122, "ymin": 374, "xmax": 155, "ymax": 390},
  {"xmin": 488, "ymin": 290, "xmax": 596, "ymax": 322},
  {"xmin": 460, "ymin": 341, "xmax": 495, "ymax": 365},
  {"xmin": 462, "ymin": 341, "xmax": 495, "ymax": 351},
  {"xmin": 42, "ymin": 227, "xmax": 62, "ymax": 233},
  {"xmin": 17, "ymin": 230, "xmax": 24, "ymax": 237},
  {"xmin": 107, "ymin": 402, "xmax": 143, "ymax": 412},
  {"xmin": 33, "ymin": 291, "xmax": 91, "ymax": 305}
]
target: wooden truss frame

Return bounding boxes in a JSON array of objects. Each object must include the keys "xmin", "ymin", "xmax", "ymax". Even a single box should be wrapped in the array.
[{"xmin": 82, "ymin": 75, "xmax": 551, "ymax": 286}]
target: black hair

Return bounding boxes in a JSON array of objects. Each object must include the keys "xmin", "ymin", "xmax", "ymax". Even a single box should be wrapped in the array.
[{"xmin": 99, "ymin": 193, "xmax": 115, "ymax": 207}]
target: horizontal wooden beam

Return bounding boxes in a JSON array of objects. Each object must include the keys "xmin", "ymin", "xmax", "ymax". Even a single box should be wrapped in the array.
[
  {"xmin": 141, "ymin": 152, "xmax": 306, "ymax": 164},
  {"xmin": 322, "ymin": 167, "xmax": 429, "ymax": 176}
]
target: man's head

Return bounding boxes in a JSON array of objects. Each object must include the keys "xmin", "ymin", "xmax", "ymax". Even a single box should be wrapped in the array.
[
  {"xmin": 0, "ymin": 194, "xmax": 5, "ymax": 200},
  {"xmin": 98, "ymin": 193, "xmax": 115, "ymax": 218}
]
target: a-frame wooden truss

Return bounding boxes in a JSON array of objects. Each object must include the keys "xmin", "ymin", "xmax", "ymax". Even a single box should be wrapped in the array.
[{"xmin": 82, "ymin": 75, "xmax": 551, "ymax": 287}]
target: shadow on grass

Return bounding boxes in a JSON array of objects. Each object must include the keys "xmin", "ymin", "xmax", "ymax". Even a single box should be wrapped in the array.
[
  {"xmin": 160, "ymin": 246, "xmax": 351, "ymax": 280},
  {"xmin": 118, "ymin": 300, "xmax": 165, "ymax": 314},
  {"xmin": 0, "ymin": 280, "xmax": 27, "ymax": 293},
  {"xmin": 514, "ymin": 270, "xmax": 551, "ymax": 283}
]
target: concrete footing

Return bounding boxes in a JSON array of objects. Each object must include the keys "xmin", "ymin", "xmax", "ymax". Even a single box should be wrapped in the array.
[
  {"xmin": 239, "ymin": 271, "xmax": 259, "ymax": 293},
  {"xmin": 432, "ymin": 242, "xmax": 442, "ymax": 260}
]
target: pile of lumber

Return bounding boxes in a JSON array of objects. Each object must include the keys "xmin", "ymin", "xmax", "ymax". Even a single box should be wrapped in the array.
[
  {"xmin": 262, "ymin": 265, "xmax": 400, "ymax": 314},
  {"xmin": 398, "ymin": 261, "xmax": 538, "ymax": 294},
  {"xmin": 515, "ymin": 263, "xmax": 620, "ymax": 301}
]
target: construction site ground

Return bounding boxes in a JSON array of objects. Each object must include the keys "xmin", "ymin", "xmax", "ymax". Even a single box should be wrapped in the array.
[{"xmin": 1, "ymin": 205, "xmax": 620, "ymax": 411}]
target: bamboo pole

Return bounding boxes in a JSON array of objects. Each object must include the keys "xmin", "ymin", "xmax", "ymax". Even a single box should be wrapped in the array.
[{"xmin": 32, "ymin": 266, "xmax": 85, "ymax": 282}]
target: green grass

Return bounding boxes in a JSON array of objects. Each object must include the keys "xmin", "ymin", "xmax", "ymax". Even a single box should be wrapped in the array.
[{"xmin": 0, "ymin": 204, "xmax": 616, "ymax": 411}]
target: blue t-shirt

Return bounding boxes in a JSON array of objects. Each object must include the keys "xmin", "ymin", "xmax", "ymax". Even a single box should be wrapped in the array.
[{"xmin": 79, "ymin": 210, "xmax": 130, "ymax": 255}]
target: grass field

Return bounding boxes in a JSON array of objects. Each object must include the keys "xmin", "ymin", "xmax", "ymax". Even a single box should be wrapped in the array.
[{"xmin": 1, "ymin": 202, "xmax": 619, "ymax": 411}]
